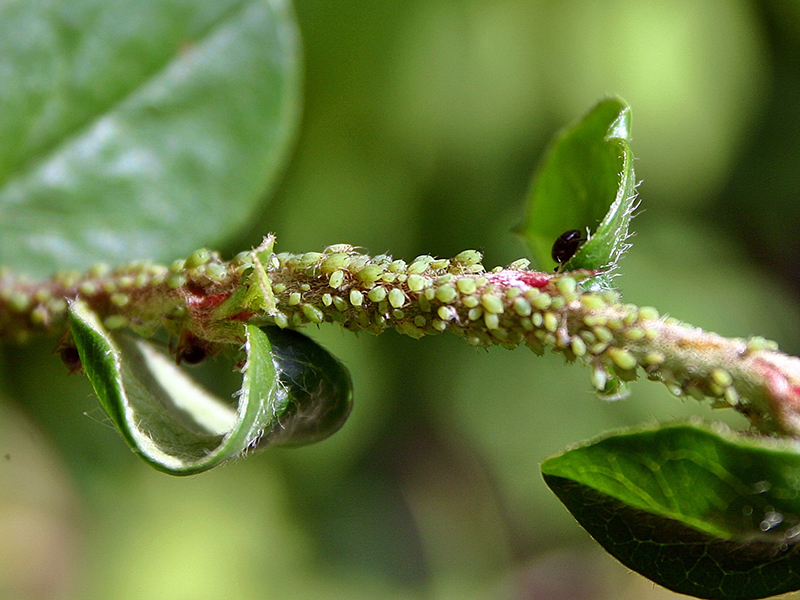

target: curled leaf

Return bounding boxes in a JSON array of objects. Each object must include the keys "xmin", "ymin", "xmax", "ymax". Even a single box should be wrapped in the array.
[
  {"xmin": 68, "ymin": 302, "xmax": 352, "ymax": 475},
  {"xmin": 518, "ymin": 96, "xmax": 637, "ymax": 285}
]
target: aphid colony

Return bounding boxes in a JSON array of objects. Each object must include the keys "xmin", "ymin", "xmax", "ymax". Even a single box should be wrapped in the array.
[{"xmin": 0, "ymin": 240, "xmax": 779, "ymax": 430}]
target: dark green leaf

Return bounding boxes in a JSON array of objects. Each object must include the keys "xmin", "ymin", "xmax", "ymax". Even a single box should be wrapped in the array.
[
  {"xmin": 0, "ymin": 0, "xmax": 301, "ymax": 277},
  {"xmin": 68, "ymin": 303, "xmax": 353, "ymax": 475},
  {"xmin": 258, "ymin": 327, "xmax": 354, "ymax": 448},
  {"xmin": 542, "ymin": 422, "xmax": 800, "ymax": 600},
  {"xmin": 517, "ymin": 96, "xmax": 636, "ymax": 284}
]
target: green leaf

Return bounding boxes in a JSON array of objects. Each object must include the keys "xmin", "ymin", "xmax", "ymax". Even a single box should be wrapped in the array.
[
  {"xmin": 542, "ymin": 422, "xmax": 800, "ymax": 600},
  {"xmin": 517, "ymin": 96, "xmax": 636, "ymax": 283},
  {"xmin": 68, "ymin": 303, "xmax": 353, "ymax": 475},
  {"xmin": 0, "ymin": 0, "xmax": 301, "ymax": 278}
]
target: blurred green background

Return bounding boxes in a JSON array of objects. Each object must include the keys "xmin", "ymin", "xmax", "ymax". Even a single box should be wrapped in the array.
[{"xmin": 3, "ymin": 0, "xmax": 800, "ymax": 598}]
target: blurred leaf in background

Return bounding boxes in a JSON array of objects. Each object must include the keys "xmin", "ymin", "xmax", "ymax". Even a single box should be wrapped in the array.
[{"xmin": 3, "ymin": 0, "xmax": 800, "ymax": 599}]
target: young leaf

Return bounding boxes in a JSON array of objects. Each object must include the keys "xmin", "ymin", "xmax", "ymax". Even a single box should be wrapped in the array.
[
  {"xmin": 518, "ymin": 96, "xmax": 636, "ymax": 282},
  {"xmin": 542, "ymin": 422, "xmax": 800, "ymax": 600},
  {"xmin": 68, "ymin": 303, "xmax": 352, "ymax": 475},
  {"xmin": 0, "ymin": 0, "xmax": 301, "ymax": 277}
]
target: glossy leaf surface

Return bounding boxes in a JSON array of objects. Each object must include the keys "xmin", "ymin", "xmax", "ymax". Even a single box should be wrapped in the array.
[
  {"xmin": 0, "ymin": 0, "xmax": 301, "ymax": 277},
  {"xmin": 68, "ymin": 303, "xmax": 353, "ymax": 474},
  {"xmin": 518, "ymin": 96, "xmax": 636, "ymax": 284},
  {"xmin": 542, "ymin": 422, "xmax": 800, "ymax": 600}
]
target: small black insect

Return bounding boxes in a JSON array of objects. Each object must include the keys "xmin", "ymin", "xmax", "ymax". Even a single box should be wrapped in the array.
[{"xmin": 551, "ymin": 229, "xmax": 587, "ymax": 266}]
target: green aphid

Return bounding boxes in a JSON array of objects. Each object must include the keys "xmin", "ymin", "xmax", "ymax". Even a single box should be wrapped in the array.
[
  {"xmin": 134, "ymin": 272, "xmax": 150, "ymax": 287},
  {"xmin": 532, "ymin": 313, "xmax": 543, "ymax": 328},
  {"xmin": 593, "ymin": 326, "xmax": 613, "ymax": 343},
  {"xmin": 79, "ymin": 282, "xmax": 98, "ymax": 296},
  {"xmin": 110, "ymin": 293, "xmax": 130, "ymax": 307},
  {"xmin": 430, "ymin": 259, "xmax": 450, "ymax": 270},
  {"xmin": 322, "ymin": 293, "xmax": 333, "ymax": 306},
  {"xmin": 481, "ymin": 294, "xmax": 504, "ymax": 314},
  {"xmin": 392, "ymin": 309, "xmax": 405, "ymax": 320},
  {"xmin": 274, "ymin": 312, "xmax": 289, "ymax": 328},
  {"xmin": 437, "ymin": 306, "xmax": 456, "ymax": 321},
  {"xmin": 104, "ymin": 315, "xmax": 128, "ymax": 330},
  {"xmin": 570, "ymin": 337, "xmax": 587, "ymax": 357},
  {"xmin": 607, "ymin": 347, "xmax": 637, "ymax": 371},
  {"xmin": 431, "ymin": 319, "xmax": 447, "ymax": 332},
  {"xmin": 520, "ymin": 317, "xmax": 534, "ymax": 331},
  {"xmin": 407, "ymin": 261, "xmax": 430, "ymax": 275},
  {"xmin": 467, "ymin": 307, "xmax": 483, "ymax": 321},
  {"xmin": 456, "ymin": 278, "xmax": 477, "ymax": 295},
  {"xmin": 397, "ymin": 322, "xmax": 425, "ymax": 339},
  {"xmin": 321, "ymin": 253, "xmax": 351, "ymax": 274},
  {"xmin": 484, "ymin": 313, "xmax": 500, "ymax": 330},
  {"xmin": 507, "ymin": 258, "xmax": 531, "ymax": 271},
  {"xmin": 435, "ymin": 284, "xmax": 458, "ymax": 304},
  {"xmin": 637, "ymin": 306, "xmax": 660, "ymax": 321},
  {"xmin": 543, "ymin": 312, "xmax": 558, "ymax": 332},
  {"xmin": 332, "ymin": 296, "xmax": 348, "ymax": 312},
  {"xmin": 579, "ymin": 294, "xmax": 605, "ymax": 311},
  {"xmin": 462, "ymin": 295, "xmax": 479, "ymax": 309},
  {"xmin": 300, "ymin": 252, "xmax": 324, "ymax": 268},
  {"xmin": 424, "ymin": 288, "xmax": 436, "ymax": 301},
  {"xmin": 273, "ymin": 283, "xmax": 287, "ymax": 294},
  {"xmin": 381, "ymin": 272, "xmax": 397, "ymax": 283},
  {"xmin": 167, "ymin": 273, "xmax": 187, "ymax": 289},
  {"xmin": 30, "ymin": 306, "xmax": 48, "ymax": 325},
  {"xmin": 454, "ymin": 249, "xmax": 482, "ymax": 266},
  {"xmin": 205, "ymin": 263, "xmax": 228, "ymax": 282},
  {"xmin": 368, "ymin": 287, "xmax": 388, "ymax": 302},
  {"xmin": 357, "ymin": 264, "xmax": 385, "ymax": 285},
  {"xmin": 325, "ymin": 244, "xmax": 354, "ymax": 254},
  {"xmin": 624, "ymin": 327, "xmax": 645, "ymax": 341},
  {"xmin": 436, "ymin": 274, "xmax": 453, "ymax": 284},
  {"xmin": 288, "ymin": 292, "xmax": 302, "ymax": 306},
  {"xmin": 407, "ymin": 274, "xmax": 427, "ymax": 292},
  {"xmin": 532, "ymin": 293, "xmax": 551, "ymax": 311},
  {"xmin": 329, "ymin": 270, "xmax": 346, "ymax": 289},
  {"xmin": 644, "ymin": 351, "xmax": 665, "ymax": 366},
  {"xmin": 349, "ymin": 289, "xmax": 364, "ymax": 307},
  {"xmin": 710, "ymin": 368, "xmax": 733, "ymax": 388},
  {"xmin": 724, "ymin": 387, "xmax": 740, "ymax": 406},
  {"xmin": 300, "ymin": 284, "xmax": 311, "ymax": 292},
  {"xmin": 555, "ymin": 277, "xmax": 577, "ymax": 298},
  {"xmin": 185, "ymin": 248, "xmax": 211, "ymax": 269},
  {"xmin": 414, "ymin": 316, "xmax": 427, "ymax": 327},
  {"xmin": 48, "ymin": 298, "xmax": 67, "ymax": 315},
  {"xmin": 302, "ymin": 303, "xmax": 324, "ymax": 324},
  {"xmin": 590, "ymin": 365, "xmax": 608, "ymax": 391},
  {"xmin": 418, "ymin": 295, "xmax": 432, "ymax": 312},
  {"xmin": 388, "ymin": 260, "xmax": 407, "ymax": 273},
  {"xmin": 490, "ymin": 327, "xmax": 508, "ymax": 341},
  {"xmin": 549, "ymin": 296, "xmax": 565, "ymax": 310},
  {"xmin": 89, "ymin": 263, "xmax": 111, "ymax": 278},
  {"xmin": 347, "ymin": 256, "xmax": 369, "ymax": 273},
  {"xmin": 388, "ymin": 288, "xmax": 406, "ymax": 309}
]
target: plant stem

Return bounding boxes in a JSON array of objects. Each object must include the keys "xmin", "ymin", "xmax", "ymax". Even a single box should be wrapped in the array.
[{"xmin": 2, "ymin": 240, "xmax": 800, "ymax": 437}]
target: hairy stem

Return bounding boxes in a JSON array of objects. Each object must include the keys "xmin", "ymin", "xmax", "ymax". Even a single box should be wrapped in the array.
[{"xmin": 2, "ymin": 239, "xmax": 800, "ymax": 437}]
